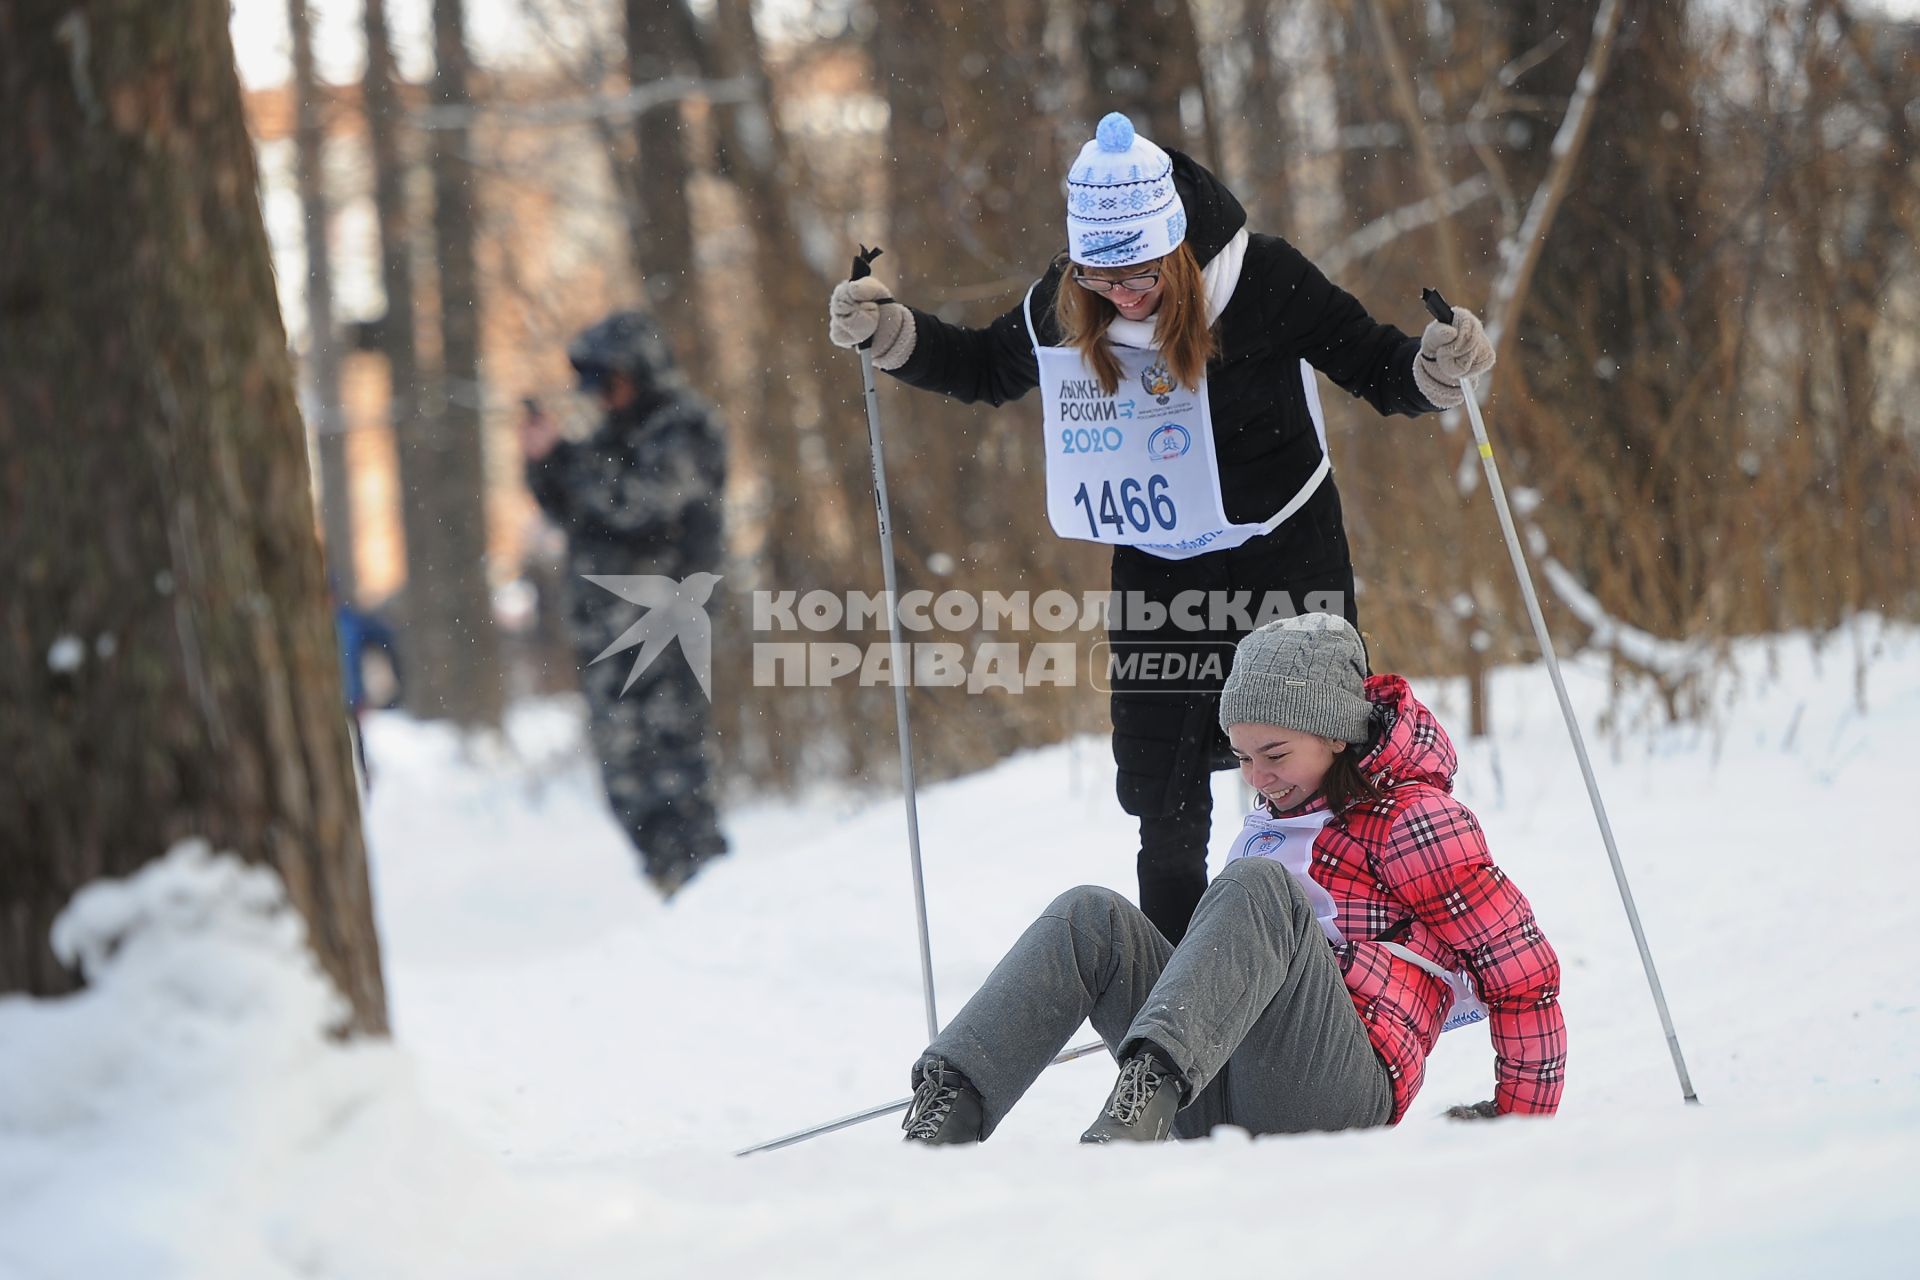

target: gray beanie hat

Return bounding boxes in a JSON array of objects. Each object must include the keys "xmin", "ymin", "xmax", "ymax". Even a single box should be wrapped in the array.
[{"xmin": 1217, "ymin": 613, "xmax": 1372, "ymax": 744}]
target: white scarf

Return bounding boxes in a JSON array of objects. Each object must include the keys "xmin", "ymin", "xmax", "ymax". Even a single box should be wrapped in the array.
[{"xmin": 1104, "ymin": 226, "xmax": 1249, "ymax": 351}]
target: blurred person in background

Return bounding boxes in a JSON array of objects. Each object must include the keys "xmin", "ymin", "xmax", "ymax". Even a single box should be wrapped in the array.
[
  {"xmin": 331, "ymin": 576, "xmax": 401, "ymax": 786},
  {"xmin": 828, "ymin": 112, "xmax": 1494, "ymax": 942},
  {"xmin": 519, "ymin": 312, "xmax": 729, "ymax": 899}
]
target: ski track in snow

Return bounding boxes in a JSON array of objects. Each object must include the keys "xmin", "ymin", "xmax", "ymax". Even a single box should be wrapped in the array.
[{"xmin": 4, "ymin": 619, "xmax": 1918, "ymax": 1276}]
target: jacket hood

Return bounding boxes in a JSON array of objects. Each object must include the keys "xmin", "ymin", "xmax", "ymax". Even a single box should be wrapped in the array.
[
  {"xmin": 1357, "ymin": 674, "xmax": 1458, "ymax": 792},
  {"xmin": 1168, "ymin": 150, "xmax": 1247, "ymax": 270}
]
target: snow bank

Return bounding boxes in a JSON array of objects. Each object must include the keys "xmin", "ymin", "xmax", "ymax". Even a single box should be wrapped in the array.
[
  {"xmin": 362, "ymin": 620, "xmax": 1920, "ymax": 1275},
  {"xmin": 0, "ymin": 843, "xmax": 580, "ymax": 1280},
  {"xmin": 6, "ymin": 622, "xmax": 1920, "ymax": 1276}
]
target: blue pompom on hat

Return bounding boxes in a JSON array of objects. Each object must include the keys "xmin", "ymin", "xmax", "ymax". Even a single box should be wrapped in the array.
[{"xmin": 1066, "ymin": 112, "xmax": 1188, "ymax": 269}]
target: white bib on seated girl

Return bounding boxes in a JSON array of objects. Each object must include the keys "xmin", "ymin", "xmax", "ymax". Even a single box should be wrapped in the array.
[
  {"xmin": 1023, "ymin": 228, "xmax": 1331, "ymax": 562},
  {"xmin": 1225, "ymin": 801, "xmax": 1490, "ymax": 1033}
]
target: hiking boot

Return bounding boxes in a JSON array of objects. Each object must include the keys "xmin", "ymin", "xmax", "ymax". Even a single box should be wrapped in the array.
[
  {"xmin": 645, "ymin": 847, "xmax": 726, "ymax": 902},
  {"xmin": 646, "ymin": 858, "xmax": 702, "ymax": 901},
  {"xmin": 1080, "ymin": 1049, "xmax": 1182, "ymax": 1144},
  {"xmin": 901, "ymin": 1059, "xmax": 984, "ymax": 1146}
]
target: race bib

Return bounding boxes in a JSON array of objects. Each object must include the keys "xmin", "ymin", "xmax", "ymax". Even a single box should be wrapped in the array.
[
  {"xmin": 1225, "ymin": 805, "xmax": 1340, "ymax": 940},
  {"xmin": 1035, "ymin": 343, "xmax": 1240, "ymax": 556},
  {"xmin": 1229, "ymin": 803, "xmax": 1489, "ymax": 1034}
]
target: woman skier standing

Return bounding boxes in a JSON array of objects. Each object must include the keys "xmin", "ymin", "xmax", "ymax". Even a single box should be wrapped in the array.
[{"xmin": 829, "ymin": 113, "xmax": 1495, "ymax": 941}]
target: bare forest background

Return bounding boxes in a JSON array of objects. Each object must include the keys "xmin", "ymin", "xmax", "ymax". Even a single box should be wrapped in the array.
[{"xmin": 262, "ymin": 0, "xmax": 1920, "ymax": 796}]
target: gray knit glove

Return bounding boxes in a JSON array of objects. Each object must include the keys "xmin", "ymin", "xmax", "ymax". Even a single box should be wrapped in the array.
[
  {"xmin": 1414, "ymin": 305, "xmax": 1494, "ymax": 408},
  {"xmin": 1443, "ymin": 1099, "xmax": 1502, "ymax": 1121},
  {"xmin": 828, "ymin": 277, "xmax": 917, "ymax": 370}
]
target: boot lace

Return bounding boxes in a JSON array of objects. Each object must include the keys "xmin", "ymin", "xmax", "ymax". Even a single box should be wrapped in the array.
[
  {"xmin": 902, "ymin": 1066, "xmax": 960, "ymax": 1141},
  {"xmin": 1103, "ymin": 1054, "xmax": 1166, "ymax": 1126}
]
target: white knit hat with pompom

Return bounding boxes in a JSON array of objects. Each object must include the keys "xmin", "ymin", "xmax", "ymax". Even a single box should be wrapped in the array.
[{"xmin": 1065, "ymin": 112, "xmax": 1188, "ymax": 268}]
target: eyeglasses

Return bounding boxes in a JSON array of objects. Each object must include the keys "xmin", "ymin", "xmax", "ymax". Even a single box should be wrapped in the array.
[{"xmin": 1073, "ymin": 271, "xmax": 1161, "ymax": 295}]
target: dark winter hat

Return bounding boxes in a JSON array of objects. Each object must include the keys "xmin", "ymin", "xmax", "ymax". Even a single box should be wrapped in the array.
[
  {"xmin": 567, "ymin": 309, "xmax": 676, "ymax": 391},
  {"xmin": 1218, "ymin": 613, "xmax": 1372, "ymax": 744}
]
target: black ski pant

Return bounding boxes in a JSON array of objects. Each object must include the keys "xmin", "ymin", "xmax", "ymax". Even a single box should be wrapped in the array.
[{"xmin": 1108, "ymin": 478, "xmax": 1360, "ymax": 942}]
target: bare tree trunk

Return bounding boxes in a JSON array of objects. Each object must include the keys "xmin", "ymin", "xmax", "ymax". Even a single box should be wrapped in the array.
[
  {"xmin": 1238, "ymin": 0, "xmax": 1293, "ymax": 228},
  {"xmin": 1485, "ymin": 0, "xmax": 1624, "ymax": 365},
  {"xmin": 701, "ymin": 0, "xmax": 875, "ymax": 777},
  {"xmin": 406, "ymin": 0, "xmax": 505, "ymax": 728},
  {"xmin": 876, "ymin": 0, "xmax": 1099, "ymax": 770},
  {"xmin": 362, "ymin": 0, "xmax": 422, "ymax": 568},
  {"xmin": 1360, "ymin": 0, "xmax": 1469, "ymax": 298},
  {"xmin": 1081, "ymin": 0, "xmax": 1217, "ymax": 164},
  {"xmin": 703, "ymin": 0, "xmax": 859, "ymax": 586},
  {"xmin": 290, "ymin": 0, "xmax": 356, "ymax": 598},
  {"xmin": 0, "ymin": 0, "xmax": 388, "ymax": 1032},
  {"xmin": 1319, "ymin": 0, "xmax": 1507, "ymax": 720},
  {"xmin": 1824, "ymin": 4, "xmax": 1917, "ymax": 618},
  {"xmin": 1507, "ymin": 0, "xmax": 1710, "ymax": 640},
  {"xmin": 621, "ymin": 0, "xmax": 707, "ymax": 380}
]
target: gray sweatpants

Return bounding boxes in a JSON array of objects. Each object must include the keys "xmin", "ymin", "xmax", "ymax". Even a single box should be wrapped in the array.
[{"xmin": 921, "ymin": 856, "xmax": 1393, "ymax": 1140}]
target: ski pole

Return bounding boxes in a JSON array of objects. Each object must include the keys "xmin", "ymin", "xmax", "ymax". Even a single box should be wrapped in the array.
[
  {"xmin": 735, "ymin": 1037, "xmax": 1109, "ymax": 1157},
  {"xmin": 851, "ymin": 245, "xmax": 940, "ymax": 1046},
  {"xmin": 1422, "ymin": 287, "xmax": 1698, "ymax": 1106}
]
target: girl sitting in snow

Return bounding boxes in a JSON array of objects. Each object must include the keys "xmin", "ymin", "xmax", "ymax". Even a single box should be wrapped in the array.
[{"xmin": 902, "ymin": 614, "xmax": 1566, "ymax": 1143}]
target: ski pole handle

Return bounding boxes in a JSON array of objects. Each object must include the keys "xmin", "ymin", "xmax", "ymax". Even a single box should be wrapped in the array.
[
  {"xmin": 849, "ymin": 244, "xmax": 893, "ymax": 351},
  {"xmin": 1420, "ymin": 286, "xmax": 1472, "ymax": 405}
]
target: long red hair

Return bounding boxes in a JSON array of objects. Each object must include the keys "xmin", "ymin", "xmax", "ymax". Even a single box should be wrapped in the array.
[{"xmin": 1051, "ymin": 240, "xmax": 1216, "ymax": 396}]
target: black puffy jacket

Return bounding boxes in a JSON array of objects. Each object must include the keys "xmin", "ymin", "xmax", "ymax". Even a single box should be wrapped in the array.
[{"xmin": 889, "ymin": 152, "xmax": 1439, "ymax": 527}]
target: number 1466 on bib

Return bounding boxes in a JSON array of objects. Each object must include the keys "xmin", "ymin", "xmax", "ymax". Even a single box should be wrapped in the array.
[{"xmin": 1073, "ymin": 475, "xmax": 1178, "ymax": 536}]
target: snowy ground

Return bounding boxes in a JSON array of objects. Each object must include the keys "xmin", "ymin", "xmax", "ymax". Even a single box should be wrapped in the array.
[{"xmin": 5, "ymin": 617, "xmax": 1919, "ymax": 1277}]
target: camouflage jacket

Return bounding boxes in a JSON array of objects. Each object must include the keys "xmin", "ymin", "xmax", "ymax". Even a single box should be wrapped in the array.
[{"xmin": 526, "ymin": 389, "xmax": 726, "ymax": 642}]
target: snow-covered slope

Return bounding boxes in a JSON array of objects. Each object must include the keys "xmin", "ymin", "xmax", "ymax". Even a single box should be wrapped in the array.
[{"xmin": 4, "ymin": 619, "xmax": 1918, "ymax": 1277}]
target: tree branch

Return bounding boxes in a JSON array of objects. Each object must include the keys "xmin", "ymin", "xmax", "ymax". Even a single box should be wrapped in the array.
[
  {"xmin": 1362, "ymin": 0, "xmax": 1468, "ymax": 296},
  {"xmin": 1318, "ymin": 174, "xmax": 1493, "ymax": 276},
  {"xmin": 1483, "ymin": 0, "xmax": 1626, "ymax": 367},
  {"xmin": 412, "ymin": 74, "xmax": 757, "ymax": 130}
]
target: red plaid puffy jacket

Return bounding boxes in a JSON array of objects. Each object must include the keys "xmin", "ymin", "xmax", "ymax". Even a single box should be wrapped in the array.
[{"xmin": 1311, "ymin": 675, "xmax": 1566, "ymax": 1121}]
